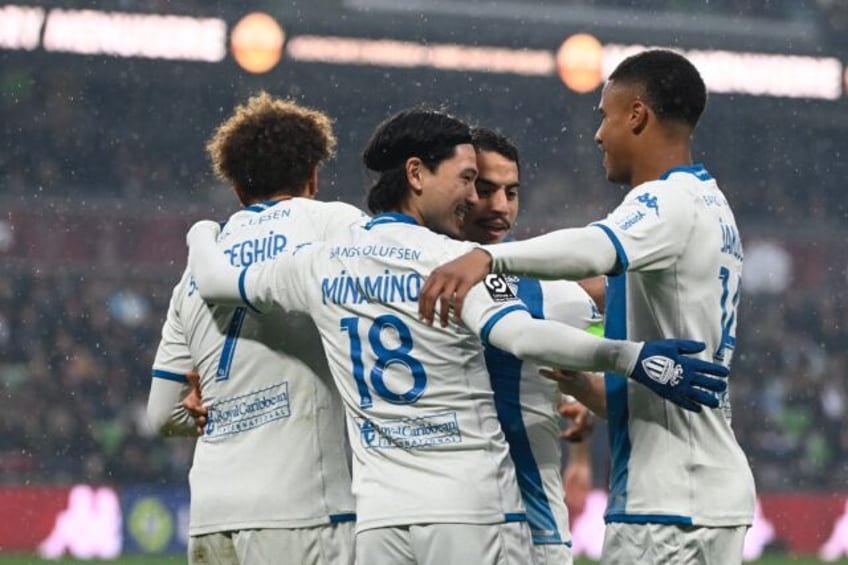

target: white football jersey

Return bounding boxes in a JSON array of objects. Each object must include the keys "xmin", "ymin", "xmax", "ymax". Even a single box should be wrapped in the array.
[
  {"xmin": 240, "ymin": 213, "xmax": 532, "ymax": 532},
  {"xmin": 592, "ymin": 164, "xmax": 756, "ymax": 526},
  {"xmin": 151, "ymin": 198, "xmax": 364, "ymax": 535},
  {"xmin": 485, "ymin": 277, "xmax": 601, "ymax": 548}
]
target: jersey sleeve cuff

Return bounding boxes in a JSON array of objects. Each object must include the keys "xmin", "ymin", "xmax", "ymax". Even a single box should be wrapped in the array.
[
  {"xmin": 151, "ymin": 369, "xmax": 189, "ymax": 383},
  {"xmin": 479, "ymin": 304, "xmax": 529, "ymax": 347},
  {"xmin": 590, "ymin": 223, "xmax": 630, "ymax": 274}
]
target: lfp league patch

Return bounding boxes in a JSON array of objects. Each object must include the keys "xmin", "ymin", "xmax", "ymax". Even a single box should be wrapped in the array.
[{"xmin": 484, "ymin": 274, "xmax": 517, "ymax": 302}]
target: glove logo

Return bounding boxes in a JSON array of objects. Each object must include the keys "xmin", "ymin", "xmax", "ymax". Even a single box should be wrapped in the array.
[{"xmin": 640, "ymin": 356, "xmax": 683, "ymax": 386}]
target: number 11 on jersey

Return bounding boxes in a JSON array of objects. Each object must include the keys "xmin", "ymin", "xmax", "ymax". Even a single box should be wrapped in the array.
[
  {"xmin": 715, "ymin": 267, "xmax": 740, "ymax": 365},
  {"xmin": 340, "ymin": 315, "xmax": 428, "ymax": 408}
]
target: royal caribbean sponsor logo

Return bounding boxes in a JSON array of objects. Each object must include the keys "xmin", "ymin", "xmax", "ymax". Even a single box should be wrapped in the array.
[
  {"xmin": 204, "ymin": 382, "xmax": 290, "ymax": 438},
  {"xmin": 356, "ymin": 412, "xmax": 462, "ymax": 449}
]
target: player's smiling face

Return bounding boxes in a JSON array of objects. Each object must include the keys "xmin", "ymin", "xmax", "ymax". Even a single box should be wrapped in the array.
[
  {"xmin": 463, "ymin": 150, "xmax": 520, "ymax": 244},
  {"xmin": 417, "ymin": 143, "xmax": 479, "ymax": 239},
  {"xmin": 594, "ymin": 80, "xmax": 637, "ymax": 185}
]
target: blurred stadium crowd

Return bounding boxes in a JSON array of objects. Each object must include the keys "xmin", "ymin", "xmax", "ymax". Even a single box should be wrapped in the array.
[{"xmin": 1, "ymin": 0, "xmax": 847, "ymax": 494}]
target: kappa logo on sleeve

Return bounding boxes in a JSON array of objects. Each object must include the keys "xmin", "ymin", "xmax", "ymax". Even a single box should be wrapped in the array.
[
  {"xmin": 484, "ymin": 274, "xmax": 517, "ymax": 302},
  {"xmin": 636, "ymin": 192, "xmax": 660, "ymax": 215}
]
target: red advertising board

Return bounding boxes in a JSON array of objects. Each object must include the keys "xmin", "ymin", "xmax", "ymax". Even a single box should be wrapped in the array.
[
  {"xmin": 0, "ymin": 487, "xmax": 75, "ymax": 551},
  {"xmin": 1, "ymin": 485, "xmax": 847, "ymax": 559}
]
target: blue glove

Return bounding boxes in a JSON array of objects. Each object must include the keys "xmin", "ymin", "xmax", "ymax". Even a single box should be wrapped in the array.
[{"xmin": 629, "ymin": 339, "xmax": 728, "ymax": 412}]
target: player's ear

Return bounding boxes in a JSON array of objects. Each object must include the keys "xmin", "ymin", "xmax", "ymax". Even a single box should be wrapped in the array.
[
  {"xmin": 304, "ymin": 166, "xmax": 319, "ymax": 199},
  {"xmin": 405, "ymin": 157, "xmax": 425, "ymax": 195},
  {"xmin": 630, "ymin": 99, "xmax": 649, "ymax": 135},
  {"xmin": 233, "ymin": 184, "xmax": 249, "ymax": 206}
]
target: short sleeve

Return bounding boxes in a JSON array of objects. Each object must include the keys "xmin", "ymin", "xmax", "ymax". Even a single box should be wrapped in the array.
[
  {"xmin": 151, "ymin": 270, "xmax": 193, "ymax": 383},
  {"xmin": 592, "ymin": 181, "xmax": 696, "ymax": 272},
  {"xmin": 241, "ymin": 244, "xmax": 316, "ymax": 314},
  {"xmin": 539, "ymin": 280, "xmax": 603, "ymax": 330}
]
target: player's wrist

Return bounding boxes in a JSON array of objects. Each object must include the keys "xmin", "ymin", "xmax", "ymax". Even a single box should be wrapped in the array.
[
  {"xmin": 616, "ymin": 341, "xmax": 643, "ymax": 376},
  {"xmin": 476, "ymin": 246, "xmax": 498, "ymax": 273}
]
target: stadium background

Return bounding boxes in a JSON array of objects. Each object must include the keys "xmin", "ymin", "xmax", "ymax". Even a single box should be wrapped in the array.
[{"xmin": 1, "ymin": 0, "xmax": 847, "ymax": 562}]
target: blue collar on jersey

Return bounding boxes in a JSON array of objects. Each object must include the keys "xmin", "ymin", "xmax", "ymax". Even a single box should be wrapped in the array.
[
  {"xmin": 659, "ymin": 163, "xmax": 713, "ymax": 181},
  {"xmin": 243, "ymin": 199, "xmax": 290, "ymax": 213},
  {"xmin": 364, "ymin": 212, "xmax": 419, "ymax": 230}
]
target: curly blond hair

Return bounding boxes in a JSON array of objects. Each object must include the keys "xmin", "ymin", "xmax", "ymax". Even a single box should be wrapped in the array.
[{"xmin": 206, "ymin": 92, "xmax": 336, "ymax": 200}]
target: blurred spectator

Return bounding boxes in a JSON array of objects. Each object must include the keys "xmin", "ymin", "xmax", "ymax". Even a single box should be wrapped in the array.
[{"xmin": 0, "ymin": 269, "xmax": 193, "ymax": 485}]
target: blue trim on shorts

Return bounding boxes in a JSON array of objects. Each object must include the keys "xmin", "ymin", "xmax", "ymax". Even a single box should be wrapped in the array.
[
  {"xmin": 533, "ymin": 539, "xmax": 573, "ymax": 547},
  {"xmin": 503, "ymin": 513, "xmax": 527, "ymax": 523},
  {"xmin": 605, "ymin": 513, "xmax": 693, "ymax": 525},
  {"xmin": 329, "ymin": 512, "xmax": 356, "ymax": 524}
]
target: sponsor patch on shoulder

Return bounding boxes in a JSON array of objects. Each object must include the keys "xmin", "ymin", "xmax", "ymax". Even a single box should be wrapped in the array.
[{"xmin": 484, "ymin": 274, "xmax": 517, "ymax": 302}]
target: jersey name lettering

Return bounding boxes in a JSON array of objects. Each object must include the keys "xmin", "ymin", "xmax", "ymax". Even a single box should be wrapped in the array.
[{"xmin": 321, "ymin": 270, "xmax": 422, "ymax": 305}]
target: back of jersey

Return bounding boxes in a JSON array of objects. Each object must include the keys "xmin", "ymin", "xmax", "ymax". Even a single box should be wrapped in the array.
[
  {"xmin": 244, "ymin": 213, "xmax": 528, "ymax": 532},
  {"xmin": 594, "ymin": 164, "xmax": 755, "ymax": 527},
  {"xmin": 153, "ymin": 198, "xmax": 361, "ymax": 535}
]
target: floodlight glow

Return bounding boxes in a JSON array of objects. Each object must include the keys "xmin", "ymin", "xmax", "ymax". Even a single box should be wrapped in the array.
[
  {"xmin": 286, "ymin": 35, "xmax": 555, "ymax": 76},
  {"xmin": 0, "ymin": 3, "xmax": 842, "ymax": 100},
  {"xmin": 603, "ymin": 44, "xmax": 843, "ymax": 100},
  {"xmin": 41, "ymin": 9, "xmax": 226, "ymax": 62},
  {"xmin": 0, "ymin": 4, "xmax": 44, "ymax": 50},
  {"xmin": 231, "ymin": 12, "xmax": 284, "ymax": 73},
  {"xmin": 556, "ymin": 33, "xmax": 604, "ymax": 93}
]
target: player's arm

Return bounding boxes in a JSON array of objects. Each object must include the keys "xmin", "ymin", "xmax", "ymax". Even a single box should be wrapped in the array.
[
  {"xmin": 563, "ymin": 433, "xmax": 592, "ymax": 517},
  {"xmin": 185, "ymin": 221, "xmax": 243, "ymax": 306},
  {"xmin": 578, "ymin": 276, "xmax": 606, "ymax": 314},
  {"xmin": 147, "ymin": 273, "xmax": 199, "ymax": 436},
  {"xmin": 419, "ymin": 226, "xmax": 617, "ymax": 326},
  {"xmin": 544, "ymin": 369, "xmax": 607, "ymax": 418},
  {"xmin": 147, "ymin": 374, "xmax": 197, "ymax": 437},
  {"xmin": 463, "ymin": 285, "xmax": 728, "ymax": 412},
  {"xmin": 558, "ymin": 397, "xmax": 595, "ymax": 441},
  {"xmin": 533, "ymin": 281, "xmax": 606, "ymax": 414},
  {"xmin": 186, "ymin": 220, "xmax": 310, "ymax": 314}
]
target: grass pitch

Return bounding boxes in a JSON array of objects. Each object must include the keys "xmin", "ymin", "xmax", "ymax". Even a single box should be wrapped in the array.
[{"xmin": 1, "ymin": 556, "xmax": 848, "ymax": 564}]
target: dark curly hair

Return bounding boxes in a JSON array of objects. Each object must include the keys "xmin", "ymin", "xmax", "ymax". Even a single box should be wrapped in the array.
[{"xmin": 206, "ymin": 92, "xmax": 336, "ymax": 201}]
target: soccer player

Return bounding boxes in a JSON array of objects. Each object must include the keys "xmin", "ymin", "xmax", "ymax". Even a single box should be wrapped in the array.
[
  {"xmin": 467, "ymin": 127, "xmax": 600, "ymax": 565},
  {"xmin": 185, "ymin": 108, "xmax": 729, "ymax": 565},
  {"xmin": 146, "ymin": 93, "xmax": 363, "ymax": 565},
  {"xmin": 418, "ymin": 50, "xmax": 756, "ymax": 564}
]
